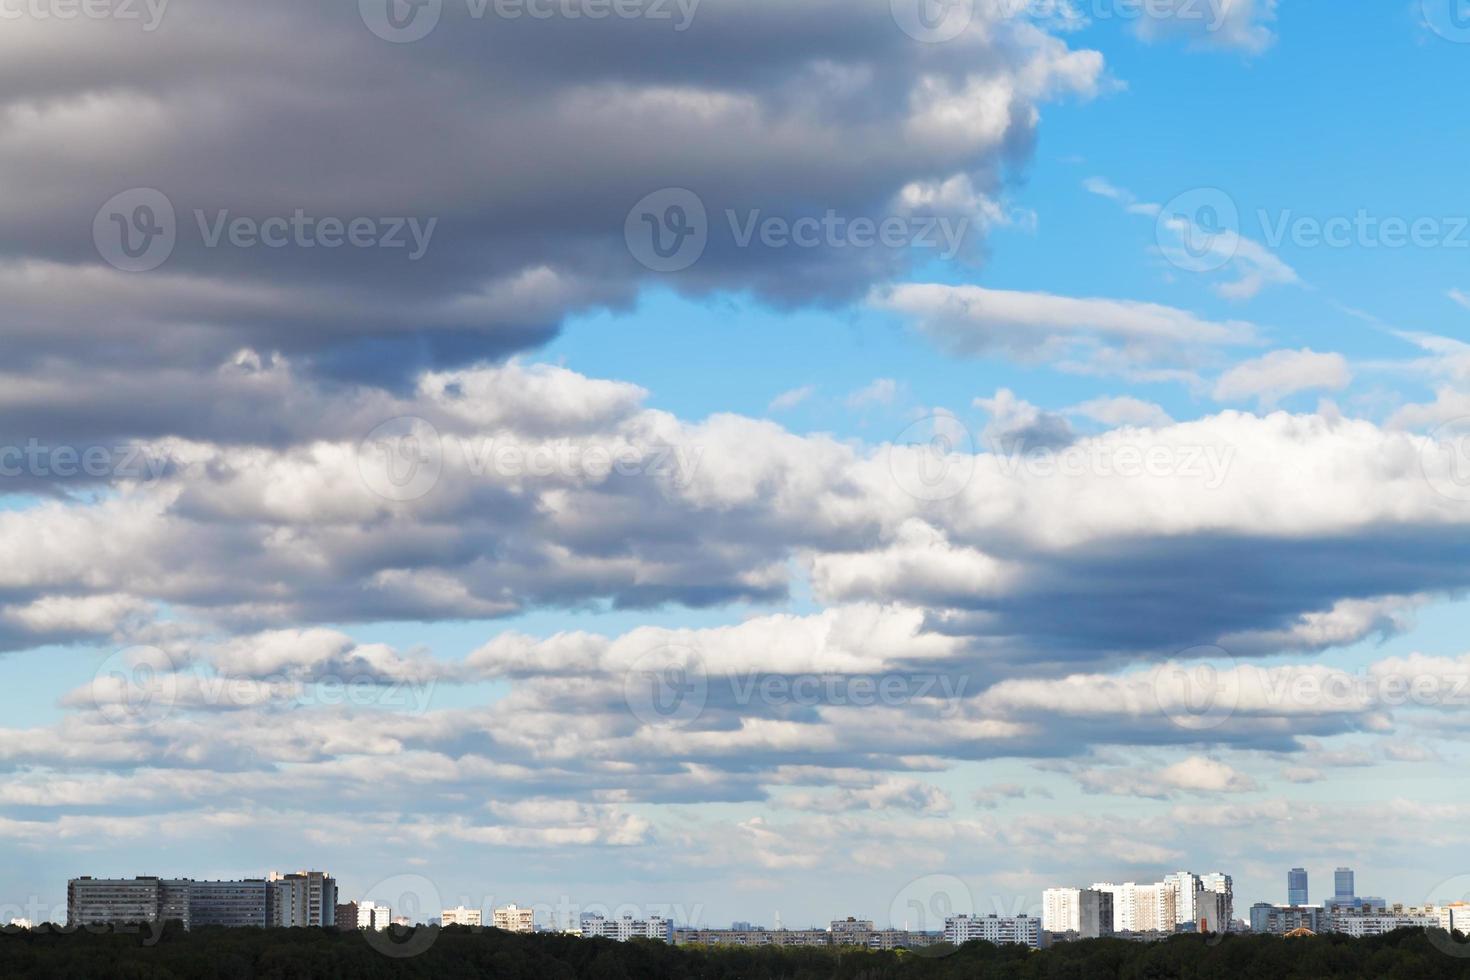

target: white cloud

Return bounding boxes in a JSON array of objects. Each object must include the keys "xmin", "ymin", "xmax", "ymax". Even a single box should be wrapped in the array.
[
  {"xmin": 875, "ymin": 283, "xmax": 1254, "ymax": 374},
  {"xmin": 768, "ymin": 386, "xmax": 815, "ymax": 412},
  {"xmin": 1213, "ymin": 349, "xmax": 1352, "ymax": 406},
  {"xmin": 846, "ymin": 378, "xmax": 900, "ymax": 409},
  {"xmin": 1069, "ymin": 395, "xmax": 1174, "ymax": 428}
]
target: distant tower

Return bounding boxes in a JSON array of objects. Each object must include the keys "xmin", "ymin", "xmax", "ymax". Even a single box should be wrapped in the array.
[
  {"xmin": 1334, "ymin": 868, "xmax": 1354, "ymax": 901},
  {"xmin": 1288, "ymin": 868, "xmax": 1309, "ymax": 907}
]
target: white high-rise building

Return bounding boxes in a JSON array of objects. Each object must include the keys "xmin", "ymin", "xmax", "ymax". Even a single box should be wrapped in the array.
[
  {"xmin": 1092, "ymin": 883, "xmax": 1139, "ymax": 932},
  {"xmin": 1162, "ymin": 872, "xmax": 1201, "ymax": 927},
  {"xmin": 1440, "ymin": 903, "xmax": 1470, "ymax": 935},
  {"xmin": 1043, "ymin": 888, "xmax": 1081, "ymax": 932},
  {"xmin": 1088, "ymin": 872, "xmax": 1233, "ymax": 934},
  {"xmin": 1200, "ymin": 873, "xmax": 1234, "ymax": 926},
  {"xmin": 1043, "ymin": 887, "xmax": 1112, "ymax": 938},
  {"xmin": 358, "ymin": 901, "xmax": 391, "ymax": 930},
  {"xmin": 441, "ymin": 906, "xmax": 482, "ymax": 927},
  {"xmin": 493, "ymin": 904, "xmax": 535, "ymax": 933},
  {"xmin": 1133, "ymin": 883, "xmax": 1176, "ymax": 933}
]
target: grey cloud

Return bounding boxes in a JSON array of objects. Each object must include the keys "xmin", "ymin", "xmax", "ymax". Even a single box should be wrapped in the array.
[{"xmin": 0, "ymin": 0, "xmax": 1102, "ymax": 390}]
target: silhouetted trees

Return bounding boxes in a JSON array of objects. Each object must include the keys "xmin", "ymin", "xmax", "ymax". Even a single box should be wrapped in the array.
[{"xmin": 3, "ymin": 923, "xmax": 1470, "ymax": 979}]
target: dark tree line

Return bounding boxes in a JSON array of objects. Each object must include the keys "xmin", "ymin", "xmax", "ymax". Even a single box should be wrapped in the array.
[{"xmin": 4, "ymin": 923, "xmax": 1470, "ymax": 979}]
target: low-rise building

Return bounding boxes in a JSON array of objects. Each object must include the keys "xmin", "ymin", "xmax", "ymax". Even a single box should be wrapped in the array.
[
  {"xmin": 442, "ymin": 906, "xmax": 483, "ymax": 927},
  {"xmin": 580, "ymin": 913, "xmax": 672, "ymax": 942},
  {"xmin": 1327, "ymin": 905, "xmax": 1439, "ymax": 938},
  {"xmin": 829, "ymin": 916, "xmax": 874, "ymax": 941},
  {"xmin": 1250, "ymin": 903, "xmax": 1323, "ymax": 935},
  {"xmin": 493, "ymin": 903, "xmax": 535, "ymax": 933},
  {"xmin": 943, "ymin": 913, "xmax": 1041, "ymax": 949},
  {"xmin": 672, "ymin": 927, "xmax": 836, "ymax": 948}
]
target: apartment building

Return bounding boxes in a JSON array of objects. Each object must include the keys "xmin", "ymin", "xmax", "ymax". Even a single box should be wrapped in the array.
[
  {"xmin": 68, "ymin": 877, "xmax": 192, "ymax": 929},
  {"xmin": 189, "ymin": 880, "xmax": 270, "ymax": 928},
  {"xmin": 1328, "ymin": 905, "xmax": 1439, "ymax": 938},
  {"xmin": 266, "ymin": 871, "xmax": 336, "ymax": 928},
  {"xmin": 442, "ymin": 906, "xmax": 483, "ymax": 927},
  {"xmin": 580, "ymin": 913, "xmax": 672, "ymax": 942},
  {"xmin": 493, "ymin": 903, "xmax": 535, "ymax": 933},
  {"xmin": 358, "ymin": 901, "xmax": 390, "ymax": 930},
  {"xmin": 943, "ymin": 913, "xmax": 1041, "ymax": 949}
]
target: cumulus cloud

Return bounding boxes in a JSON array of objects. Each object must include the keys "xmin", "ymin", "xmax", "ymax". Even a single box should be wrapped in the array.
[
  {"xmin": 1072, "ymin": 756, "xmax": 1259, "ymax": 799},
  {"xmin": 0, "ymin": 0, "xmax": 1104, "ymax": 391},
  {"xmin": 975, "ymin": 388, "xmax": 1074, "ymax": 452},
  {"xmin": 1131, "ymin": 0, "xmax": 1279, "ymax": 53}
]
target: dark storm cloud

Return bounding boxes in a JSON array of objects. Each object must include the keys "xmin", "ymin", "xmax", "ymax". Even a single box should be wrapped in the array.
[{"xmin": 0, "ymin": 0, "xmax": 1101, "ymax": 392}]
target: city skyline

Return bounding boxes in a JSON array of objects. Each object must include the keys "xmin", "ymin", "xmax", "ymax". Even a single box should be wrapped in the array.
[
  {"xmin": 30, "ymin": 860, "xmax": 1463, "ymax": 938},
  {"xmin": 5, "ymin": 0, "xmax": 1470, "ymax": 932}
]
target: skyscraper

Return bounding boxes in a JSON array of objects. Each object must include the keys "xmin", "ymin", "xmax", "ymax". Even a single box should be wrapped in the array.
[
  {"xmin": 1334, "ymin": 868, "xmax": 1354, "ymax": 901},
  {"xmin": 1288, "ymin": 868, "xmax": 1309, "ymax": 907},
  {"xmin": 1200, "ymin": 873, "xmax": 1234, "ymax": 926}
]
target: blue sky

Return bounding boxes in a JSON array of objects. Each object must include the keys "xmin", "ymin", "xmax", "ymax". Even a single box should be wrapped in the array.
[{"xmin": 4, "ymin": 0, "xmax": 1470, "ymax": 936}]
